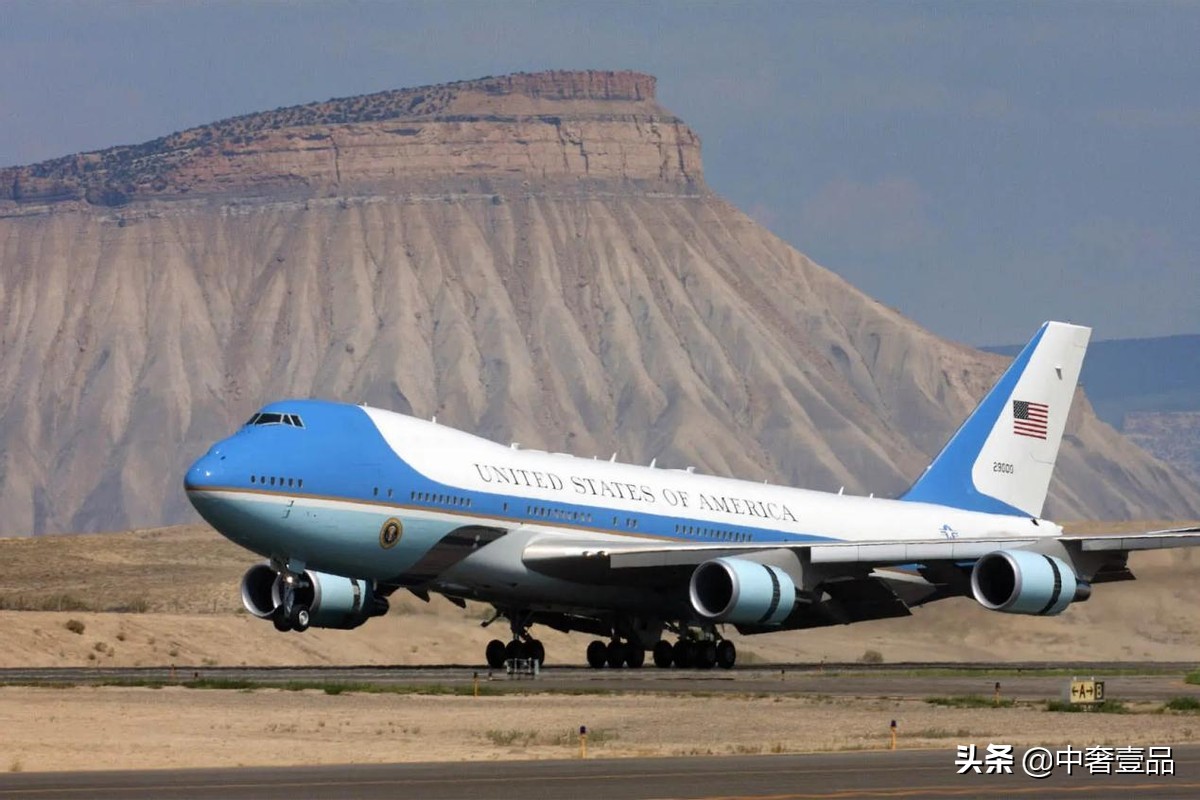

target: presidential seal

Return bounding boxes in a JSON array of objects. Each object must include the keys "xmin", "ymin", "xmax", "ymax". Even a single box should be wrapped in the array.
[{"xmin": 379, "ymin": 517, "xmax": 403, "ymax": 549}]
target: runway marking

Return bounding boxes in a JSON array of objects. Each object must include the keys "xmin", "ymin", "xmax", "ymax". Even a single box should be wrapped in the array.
[{"xmin": 684, "ymin": 781, "xmax": 1200, "ymax": 799}]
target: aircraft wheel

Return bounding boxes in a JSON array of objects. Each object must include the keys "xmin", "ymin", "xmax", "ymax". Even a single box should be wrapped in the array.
[
  {"xmin": 529, "ymin": 639, "xmax": 546, "ymax": 667},
  {"xmin": 695, "ymin": 640, "xmax": 717, "ymax": 670},
  {"xmin": 505, "ymin": 639, "xmax": 525, "ymax": 662},
  {"xmin": 272, "ymin": 607, "xmax": 291, "ymax": 633},
  {"xmin": 606, "ymin": 641, "xmax": 626, "ymax": 668},
  {"xmin": 586, "ymin": 640, "xmax": 608, "ymax": 669},
  {"xmin": 652, "ymin": 641, "xmax": 674, "ymax": 668},
  {"xmin": 716, "ymin": 640, "xmax": 737, "ymax": 670},
  {"xmin": 290, "ymin": 604, "xmax": 311, "ymax": 633},
  {"xmin": 626, "ymin": 643, "xmax": 645, "ymax": 668},
  {"xmin": 485, "ymin": 639, "xmax": 507, "ymax": 669},
  {"xmin": 672, "ymin": 640, "xmax": 693, "ymax": 669}
]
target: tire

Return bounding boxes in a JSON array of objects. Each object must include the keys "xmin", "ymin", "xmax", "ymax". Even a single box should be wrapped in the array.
[
  {"xmin": 586, "ymin": 640, "xmax": 608, "ymax": 669},
  {"xmin": 695, "ymin": 641, "xmax": 717, "ymax": 670},
  {"xmin": 485, "ymin": 639, "xmax": 507, "ymax": 669},
  {"xmin": 672, "ymin": 640, "xmax": 692, "ymax": 669},
  {"xmin": 606, "ymin": 641, "xmax": 626, "ymax": 668},
  {"xmin": 272, "ymin": 607, "xmax": 291, "ymax": 633},
  {"xmin": 291, "ymin": 604, "xmax": 311, "ymax": 633},
  {"xmin": 626, "ymin": 643, "xmax": 645, "ymax": 668},
  {"xmin": 529, "ymin": 639, "xmax": 546, "ymax": 667},
  {"xmin": 652, "ymin": 641, "xmax": 674, "ymax": 668},
  {"xmin": 505, "ymin": 639, "xmax": 525, "ymax": 662},
  {"xmin": 716, "ymin": 640, "xmax": 737, "ymax": 670}
]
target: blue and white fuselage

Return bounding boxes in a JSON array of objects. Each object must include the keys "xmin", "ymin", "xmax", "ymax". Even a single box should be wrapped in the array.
[{"xmin": 184, "ymin": 321, "xmax": 1200, "ymax": 669}]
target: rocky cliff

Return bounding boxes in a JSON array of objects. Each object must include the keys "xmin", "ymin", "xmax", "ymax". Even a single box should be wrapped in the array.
[
  {"xmin": 1, "ymin": 70, "xmax": 1197, "ymax": 535},
  {"xmin": 1, "ymin": 71, "xmax": 698, "ymax": 206}
]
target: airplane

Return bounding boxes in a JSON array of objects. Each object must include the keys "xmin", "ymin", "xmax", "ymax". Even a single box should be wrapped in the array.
[{"xmin": 184, "ymin": 321, "xmax": 1200, "ymax": 669}]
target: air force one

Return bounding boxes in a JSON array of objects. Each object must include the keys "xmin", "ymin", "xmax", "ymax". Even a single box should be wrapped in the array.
[{"xmin": 185, "ymin": 322, "xmax": 1200, "ymax": 669}]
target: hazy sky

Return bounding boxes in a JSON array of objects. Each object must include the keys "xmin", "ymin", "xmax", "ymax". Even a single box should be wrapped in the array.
[{"xmin": 3, "ymin": 1, "xmax": 1197, "ymax": 344}]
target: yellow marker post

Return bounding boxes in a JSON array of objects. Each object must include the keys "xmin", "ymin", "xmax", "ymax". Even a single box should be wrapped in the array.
[
  {"xmin": 579, "ymin": 725, "xmax": 588, "ymax": 759},
  {"xmin": 889, "ymin": 719, "xmax": 897, "ymax": 751}
]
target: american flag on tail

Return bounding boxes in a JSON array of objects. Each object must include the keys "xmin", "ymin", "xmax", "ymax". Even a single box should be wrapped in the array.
[{"xmin": 1012, "ymin": 400, "xmax": 1049, "ymax": 439}]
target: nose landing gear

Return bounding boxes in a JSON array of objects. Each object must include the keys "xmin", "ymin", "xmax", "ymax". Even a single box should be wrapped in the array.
[{"xmin": 272, "ymin": 576, "xmax": 311, "ymax": 632}]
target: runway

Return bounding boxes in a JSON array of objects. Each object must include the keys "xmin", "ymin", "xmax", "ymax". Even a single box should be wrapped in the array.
[
  {"xmin": 2, "ymin": 662, "xmax": 1198, "ymax": 702},
  {"xmin": 1, "ymin": 747, "xmax": 1197, "ymax": 800}
]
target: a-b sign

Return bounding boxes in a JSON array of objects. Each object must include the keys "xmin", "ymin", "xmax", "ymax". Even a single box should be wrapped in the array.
[{"xmin": 1069, "ymin": 679, "xmax": 1105, "ymax": 704}]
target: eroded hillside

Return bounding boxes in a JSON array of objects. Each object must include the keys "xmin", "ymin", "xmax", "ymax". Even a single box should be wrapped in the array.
[{"xmin": 0, "ymin": 70, "xmax": 1197, "ymax": 534}]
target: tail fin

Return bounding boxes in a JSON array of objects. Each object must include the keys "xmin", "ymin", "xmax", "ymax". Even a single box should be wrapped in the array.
[{"xmin": 901, "ymin": 321, "xmax": 1091, "ymax": 517}]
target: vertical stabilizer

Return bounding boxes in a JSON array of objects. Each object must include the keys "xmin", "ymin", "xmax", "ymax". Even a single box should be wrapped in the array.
[{"xmin": 901, "ymin": 321, "xmax": 1091, "ymax": 517}]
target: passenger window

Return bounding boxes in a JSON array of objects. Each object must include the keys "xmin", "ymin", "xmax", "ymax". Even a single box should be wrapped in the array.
[
  {"xmin": 269, "ymin": 477, "xmax": 275, "ymax": 486},
  {"xmin": 250, "ymin": 476, "xmax": 256, "ymax": 484}
]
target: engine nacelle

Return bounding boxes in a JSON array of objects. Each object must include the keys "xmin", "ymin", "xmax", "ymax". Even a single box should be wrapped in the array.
[
  {"xmin": 689, "ymin": 557, "xmax": 796, "ymax": 625},
  {"xmin": 239, "ymin": 564, "xmax": 388, "ymax": 629},
  {"xmin": 240, "ymin": 563, "xmax": 279, "ymax": 618},
  {"xmin": 971, "ymin": 549, "xmax": 1085, "ymax": 616}
]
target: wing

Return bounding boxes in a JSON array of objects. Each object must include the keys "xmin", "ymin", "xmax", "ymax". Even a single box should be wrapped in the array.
[{"xmin": 520, "ymin": 525, "xmax": 1200, "ymax": 632}]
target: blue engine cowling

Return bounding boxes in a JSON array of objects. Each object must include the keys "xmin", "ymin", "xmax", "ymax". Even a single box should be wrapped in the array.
[
  {"xmin": 689, "ymin": 557, "xmax": 796, "ymax": 625},
  {"xmin": 970, "ymin": 549, "xmax": 1084, "ymax": 616},
  {"xmin": 239, "ymin": 564, "xmax": 387, "ymax": 629}
]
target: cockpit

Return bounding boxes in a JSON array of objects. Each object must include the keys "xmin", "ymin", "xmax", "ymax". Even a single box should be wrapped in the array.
[{"xmin": 244, "ymin": 412, "xmax": 306, "ymax": 428}]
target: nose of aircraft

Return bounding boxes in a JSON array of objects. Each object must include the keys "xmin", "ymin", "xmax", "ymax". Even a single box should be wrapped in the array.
[{"xmin": 184, "ymin": 447, "xmax": 224, "ymax": 492}]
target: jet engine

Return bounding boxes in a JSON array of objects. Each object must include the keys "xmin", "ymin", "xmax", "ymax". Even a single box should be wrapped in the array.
[
  {"xmin": 239, "ymin": 564, "xmax": 388, "ymax": 630},
  {"xmin": 689, "ymin": 557, "xmax": 796, "ymax": 625},
  {"xmin": 970, "ymin": 549, "xmax": 1089, "ymax": 616}
]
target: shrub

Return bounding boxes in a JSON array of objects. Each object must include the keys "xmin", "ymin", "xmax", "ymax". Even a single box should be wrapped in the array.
[
  {"xmin": 858, "ymin": 649, "xmax": 884, "ymax": 664},
  {"xmin": 1165, "ymin": 696, "xmax": 1200, "ymax": 712},
  {"xmin": 64, "ymin": 619, "xmax": 85, "ymax": 635}
]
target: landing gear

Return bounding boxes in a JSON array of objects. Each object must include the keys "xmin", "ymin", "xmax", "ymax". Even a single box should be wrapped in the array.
[
  {"xmin": 626, "ymin": 643, "xmax": 645, "ymax": 668},
  {"xmin": 654, "ymin": 629, "xmax": 737, "ymax": 669},
  {"xmin": 482, "ymin": 610, "xmax": 547, "ymax": 668},
  {"xmin": 270, "ymin": 600, "xmax": 310, "ymax": 632},
  {"xmin": 584, "ymin": 639, "xmax": 646, "ymax": 668},
  {"xmin": 528, "ymin": 639, "xmax": 546, "ymax": 666},
  {"xmin": 653, "ymin": 640, "xmax": 674, "ymax": 668},
  {"xmin": 290, "ymin": 604, "xmax": 311, "ymax": 632},
  {"xmin": 586, "ymin": 640, "xmax": 608, "ymax": 668},
  {"xmin": 694, "ymin": 640, "xmax": 717, "ymax": 670},
  {"xmin": 672, "ymin": 639, "xmax": 693, "ymax": 668},
  {"xmin": 716, "ymin": 639, "xmax": 737, "ymax": 670},
  {"xmin": 485, "ymin": 639, "xmax": 507, "ymax": 669}
]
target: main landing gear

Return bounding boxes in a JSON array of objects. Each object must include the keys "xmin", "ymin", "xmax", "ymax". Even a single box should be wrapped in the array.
[
  {"xmin": 484, "ymin": 610, "xmax": 545, "ymax": 669},
  {"xmin": 586, "ymin": 635, "xmax": 735, "ymax": 670},
  {"xmin": 585, "ymin": 639, "xmax": 645, "ymax": 669},
  {"xmin": 649, "ymin": 636, "xmax": 736, "ymax": 670},
  {"xmin": 485, "ymin": 637, "xmax": 546, "ymax": 669}
]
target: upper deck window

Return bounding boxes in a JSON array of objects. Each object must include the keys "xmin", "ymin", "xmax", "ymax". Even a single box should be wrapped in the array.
[{"xmin": 245, "ymin": 412, "xmax": 305, "ymax": 428}]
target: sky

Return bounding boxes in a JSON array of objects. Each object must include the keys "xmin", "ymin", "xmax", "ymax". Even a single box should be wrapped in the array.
[{"xmin": 2, "ymin": 1, "xmax": 1197, "ymax": 345}]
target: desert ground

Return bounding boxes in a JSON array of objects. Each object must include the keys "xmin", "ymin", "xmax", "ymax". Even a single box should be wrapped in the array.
[
  {"xmin": 2, "ymin": 522, "xmax": 1200, "ymax": 668},
  {"xmin": 2, "ymin": 522, "xmax": 1200, "ymax": 773},
  {"xmin": 6, "ymin": 685, "xmax": 1200, "ymax": 774}
]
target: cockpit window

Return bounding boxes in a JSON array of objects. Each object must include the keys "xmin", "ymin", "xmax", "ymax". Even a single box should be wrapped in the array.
[{"xmin": 245, "ymin": 412, "xmax": 305, "ymax": 428}]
